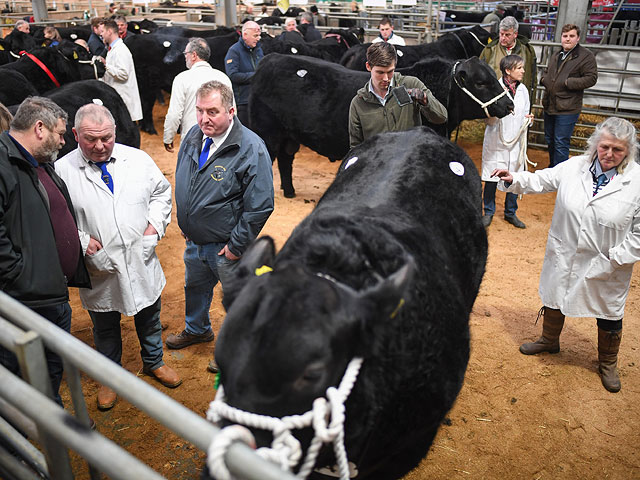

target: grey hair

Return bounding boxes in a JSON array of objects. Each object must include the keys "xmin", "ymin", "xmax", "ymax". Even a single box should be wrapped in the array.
[
  {"xmin": 187, "ymin": 37, "xmax": 211, "ymax": 61},
  {"xmin": 284, "ymin": 17, "xmax": 297, "ymax": 26},
  {"xmin": 15, "ymin": 20, "xmax": 28, "ymax": 30},
  {"xmin": 301, "ymin": 12, "xmax": 313, "ymax": 23},
  {"xmin": 74, "ymin": 103, "xmax": 116, "ymax": 131},
  {"xmin": 11, "ymin": 97, "xmax": 68, "ymax": 132},
  {"xmin": 242, "ymin": 21, "xmax": 260, "ymax": 33},
  {"xmin": 499, "ymin": 16, "xmax": 519, "ymax": 32},
  {"xmin": 197, "ymin": 81, "xmax": 234, "ymax": 110},
  {"xmin": 586, "ymin": 117, "xmax": 638, "ymax": 173}
]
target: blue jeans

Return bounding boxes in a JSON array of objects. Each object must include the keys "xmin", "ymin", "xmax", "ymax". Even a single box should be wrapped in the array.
[
  {"xmin": 544, "ymin": 112, "xmax": 580, "ymax": 167},
  {"xmin": 483, "ymin": 181, "xmax": 518, "ymax": 217},
  {"xmin": 183, "ymin": 241, "xmax": 239, "ymax": 335},
  {"xmin": 89, "ymin": 297, "xmax": 164, "ymax": 370},
  {"xmin": 0, "ymin": 302, "xmax": 72, "ymax": 407}
]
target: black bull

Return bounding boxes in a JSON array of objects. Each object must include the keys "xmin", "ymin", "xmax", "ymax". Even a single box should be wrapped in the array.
[
  {"xmin": 249, "ymin": 54, "xmax": 514, "ymax": 197},
  {"xmin": 208, "ymin": 127, "xmax": 487, "ymax": 480}
]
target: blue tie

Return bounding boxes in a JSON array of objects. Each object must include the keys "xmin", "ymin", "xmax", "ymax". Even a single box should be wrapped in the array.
[
  {"xmin": 199, "ymin": 137, "xmax": 213, "ymax": 169},
  {"xmin": 95, "ymin": 161, "xmax": 113, "ymax": 193},
  {"xmin": 593, "ymin": 173, "xmax": 607, "ymax": 196}
]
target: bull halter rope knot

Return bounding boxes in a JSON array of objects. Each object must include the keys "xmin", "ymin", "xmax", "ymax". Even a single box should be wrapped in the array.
[
  {"xmin": 206, "ymin": 357, "xmax": 364, "ymax": 480},
  {"xmin": 77, "ymin": 55, "xmax": 102, "ymax": 80},
  {"xmin": 451, "ymin": 60, "xmax": 509, "ymax": 118}
]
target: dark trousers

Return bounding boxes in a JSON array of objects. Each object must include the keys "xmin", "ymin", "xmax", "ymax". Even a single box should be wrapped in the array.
[{"xmin": 0, "ymin": 302, "xmax": 72, "ymax": 407}]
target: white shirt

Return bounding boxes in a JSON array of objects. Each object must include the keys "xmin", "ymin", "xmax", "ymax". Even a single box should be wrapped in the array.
[
  {"xmin": 163, "ymin": 61, "xmax": 234, "ymax": 144},
  {"xmin": 102, "ymin": 38, "xmax": 143, "ymax": 121},
  {"xmin": 372, "ymin": 33, "xmax": 406, "ymax": 46},
  {"xmin": 55, "ymin": 144, "xmax": 172, "ymax": 315},
  {"xmin": 200, "ymin": 118, "xmax": 234, "ymax": 163}
]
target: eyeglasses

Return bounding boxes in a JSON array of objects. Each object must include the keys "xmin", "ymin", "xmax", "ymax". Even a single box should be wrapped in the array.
[{"xmin": 183, "ymin": 50, "xmax": 192, "ymax": 56}]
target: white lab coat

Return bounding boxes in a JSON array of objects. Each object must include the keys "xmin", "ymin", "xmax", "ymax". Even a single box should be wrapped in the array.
[
  {"xmin": 482, "ymin": 81, "xmax": 530, "ymax": 182},
  {"xmin": 102, "ymin": 39, "xmax": 143, "ymax": 121},
  {"xmin": 55, "ymin": 144, "xmax": 172, "ymax": 316},
  {"xmin": 372, "ymin": 33, "xmax": 406, "ymax": 46},
  {"xmin": 163, "ymin": 61, "xmax": 234, "ymax": 145},
  {"xmin": 504, "ymin": 156, "xmax": 640, "ymax": 320}
]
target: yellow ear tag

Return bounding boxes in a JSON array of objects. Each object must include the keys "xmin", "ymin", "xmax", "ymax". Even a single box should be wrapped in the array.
[
  {"xmin": 0, "ymin": 44, "xmax": 4, "ymax": 50},
  {"xmin": 73, "ymin": 51, "xmax": 78, "ymax": 59},
  {"xmin": 488, "ymin": 37, "xmax": 492, "ymax": 43},
  {"xmin": 389, "ymin": 298, "xmax": 405, "ymax": 319},
  {"xmin": 255, "ymin": 265, "xmax": 273, "ymax": 276}
]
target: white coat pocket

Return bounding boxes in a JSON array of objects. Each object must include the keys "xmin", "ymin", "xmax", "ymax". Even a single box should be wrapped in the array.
[
  {"xmin": 585, "ymin": 253, "xmax": 615, "ymax": 281},
  {"xmin": 85, "ymin": 248, "xmax": 117, "ymax": 274},
  {"xmin": 142, "ymin": 234, "xmax": 158, "ymax": 263}
]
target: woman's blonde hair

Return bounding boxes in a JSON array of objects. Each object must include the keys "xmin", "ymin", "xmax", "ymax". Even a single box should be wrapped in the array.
[
  {"xmin": 585, "ymin": 117, "xmax": 638, "ymax": 173},
  {"xmin": 0, "ymin": 103, "xmax": 13, "ymax": 132}
]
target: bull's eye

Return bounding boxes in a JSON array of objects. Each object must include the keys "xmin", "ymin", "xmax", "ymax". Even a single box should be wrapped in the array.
[
  {"xmin": 293, "ymin": 362, "xmax": 325, "ymax": 390},
  {"xmin": 302, "ymin": 367, "xmax": 323, "ymax": 382}
]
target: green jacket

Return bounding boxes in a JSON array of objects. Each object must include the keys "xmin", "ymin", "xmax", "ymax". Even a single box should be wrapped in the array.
[
  {"xmin": 479, "ymin": 35, "xmax": 537, "ymax": 103},
  {"xmin": 348, "ymin": 73, "xmax": 448, "ymax": 148}
]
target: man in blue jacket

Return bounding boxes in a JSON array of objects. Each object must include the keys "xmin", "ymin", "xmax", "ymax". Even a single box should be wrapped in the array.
[
  {"xmin": 167, "ymin": 81, "xmax": 274, "ymax": 358},
  {"xmin": 224, "ymin": 20, "xmax": 263, "ymax": 127}
]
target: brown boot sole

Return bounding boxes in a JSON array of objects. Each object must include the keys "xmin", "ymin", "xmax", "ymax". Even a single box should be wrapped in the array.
[{"xmin": 519, "ymin": 343, "xmax": 560, "ymax": 355}]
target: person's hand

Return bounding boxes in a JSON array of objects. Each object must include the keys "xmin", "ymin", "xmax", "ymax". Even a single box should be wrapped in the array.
[
  {"xmin": 180, "ymin": 231, "xmax": 190, "ymax": 242},
  {"xmin": 143, "ymin": 223, "xmax": 158, "ymax": 236},
  {"xmin": 97, "ymin": 56, "xmax": 106, "ymax": 64},
  {"xmin": 86, "ymin": 237, "xmax": 103, "ymax": 255},
  {"xmin": 218, "ymin": 244, "xmax": 240, "ymax": 261},
  {"xmin": 525, "ymin": 114, "xmax": 534, "ymax": 120},
  {"xmin": 164, "ymin": 142, "xmax": 174, "ymax": 153},
  {"xmin": 406, "ymin": 88, "xmax": 428, "ymax": 105},
  {"xmin": 491, "ymin": 169, "xmax": 513, "ymax": 183}
]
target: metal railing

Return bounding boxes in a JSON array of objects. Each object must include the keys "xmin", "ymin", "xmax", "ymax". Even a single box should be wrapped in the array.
[{"xmin": 0, "ymin": 291, "xmax": 297, "ymax": 480}]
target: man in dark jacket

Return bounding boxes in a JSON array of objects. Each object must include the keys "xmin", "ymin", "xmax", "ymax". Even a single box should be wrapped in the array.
[
  {"xmin": 167, "ymin": 81, "xmax": 273, "ymax": 356},
  {"xmin": 88, "ymin": 16, "xmax": 107, "ymax": 57},
  {"xmin": 299, "ymin": 12, "xmax": 322, "ymax": 42},
  {"xmin": 224, "ymin": 21, "xmax": 264, "ymax": 127},
  {"xmin": 0, "ymin": 97, "xmax": 90, "ymax": 406},
  {"xmin": 541, "ymin": 23, "xmax": 598, "ymax": 167}
]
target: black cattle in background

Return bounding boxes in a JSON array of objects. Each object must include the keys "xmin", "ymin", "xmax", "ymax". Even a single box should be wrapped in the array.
[
  {"xmin": 249, "ymin": 54, "xmax": 513, "ymax": 197},
  {"xmin": 208, "ymin": 127, "xmax": 486, "ymax": 480},
  {"xmin": 0, "ymin": 70, "xmax": 38, "ymax": 106},
  {"xmin": 261, "ymin": 28, "xmax": 362, "ymax": 63},
  {"xmin": 340, "ymin": 25, "xmax": 490, "ymax": 70},
  {"xmin": 154, "ymin": 25, "xmax": 237, "ymax": 37},
  {"xmin": 45, "ymin": 80, "xmax": 140, "ymax": 157},
  {"xmin": 129, "ymin": 19, "xmax": 159, "ymax": 34},
  {"xmin": 0, "ymin": 29, "xmax": 36, "ymax": 62},
  {"xmin": 126, "ymin": 30, "xmax": 239, "ymax": 134},
  {"xmin": 0, "ymin": 43, "xmax": 105, "ymax": 93},
  {"xmin": 443, "ymin": 8, "xmax": 532, "ymax": 38}
]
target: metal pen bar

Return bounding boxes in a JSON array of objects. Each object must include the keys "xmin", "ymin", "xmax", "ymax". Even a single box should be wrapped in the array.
[
  {"xmin": 0, "ymin": 364, "xmax": 165, "ymax": 480},
  {"xmin": 0, "ymin": 397, "xmax": 38, "ymax": 440},
  {"xmin": 0, "ymin": 415, "xmax": 48, "ymax": 478},
  {"xmin": 0, "ymin": 443, "xmax": 43, "ymax": 480},
  {"xmin": 0, "ymin": 315, "xmax": 74, "ymax": 479},
  {"xmin": 0, "ymin": 292, "xmax": 297, "ymax": 480}
]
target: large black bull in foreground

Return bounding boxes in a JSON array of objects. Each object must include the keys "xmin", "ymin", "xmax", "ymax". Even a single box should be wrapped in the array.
[
  {"xmin": 250, "ymin": 54, "xmax": 513, "ymax": 197},
  {"xmin": 205, "ymin": 127, "xmax": 487, "ymax": 480}
]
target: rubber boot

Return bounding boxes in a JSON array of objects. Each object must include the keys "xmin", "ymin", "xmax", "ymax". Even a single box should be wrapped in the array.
[
  {"xmin": 598, "ymin": 328, "xmax": 622, "ymax": 393},
  {"xmin": 519, "ymin": 307, "xmax": 565, "ymax": 355}
]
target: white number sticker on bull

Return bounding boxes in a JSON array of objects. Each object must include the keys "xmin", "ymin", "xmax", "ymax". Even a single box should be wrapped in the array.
[
  {"xmin": 344, "ymin": 156, "xmax": 358, "ymax": 170},
  {"xmin": 449, "ymin": 161, "xmax": 465, "ymax": 176}
]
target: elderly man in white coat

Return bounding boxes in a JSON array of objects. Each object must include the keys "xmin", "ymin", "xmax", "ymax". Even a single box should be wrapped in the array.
[
  {"xmin": 163, "ymin": 37, "xmax": 234, "ymax": 153},
  {"xmin": 56, "ymin": 103, "xmax": 181, "ymax": 411},
  {"xmin": 99, "ymin": 19, "xmax": 142, "ymax": 122},
  {"xmin": 492, "ymin": 117, "xmax": 640, "ymax": 393},
  {"xmin": 481, "ymin": 54, "xmax": 533, "ymax": 229}
]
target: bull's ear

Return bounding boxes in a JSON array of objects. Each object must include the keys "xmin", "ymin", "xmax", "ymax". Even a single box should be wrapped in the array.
[
  {"xmin": 221, "ymin": 237, "xmax": 276, "ymax": 311},
  {"xmin": 356, "ymin": 257, "xmax": 415, "ymax": 354}
]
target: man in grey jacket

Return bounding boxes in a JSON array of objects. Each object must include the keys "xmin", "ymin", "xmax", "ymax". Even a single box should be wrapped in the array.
[{"xmin": 167, "ymin": 81, "xmax": 274, "ymax": 357}]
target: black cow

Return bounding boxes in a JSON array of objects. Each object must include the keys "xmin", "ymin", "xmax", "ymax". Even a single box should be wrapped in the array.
[
  {"xmin": 46, "ymin": 80, "xmax": 140, "ymax": 157},
  {"xmin": 0, "ymin": 70, "xmax": 38, "ymax": 106},
  {"xmin": 0, "ymin": 30, "xmax": 36, "ymax": 64},
  {"xmin": 443, "ymin": 9, "xmax": 532, "ymax": 38},
  {"xmin": 208, "ymin": 127, "xmax": 487, "ymax": 480},
  {"xmin": 154, "ymin": 25, "xmax": 237, "ymax": 38},
  {"xmin": 126, "ymin": 31, "xmax": 240, "ymax": 134},
  {"xmin": 0, "ymin": 43, "xmax": 105, "ymax": 93},
  {"xmin": 340, "ymin": 25, "xmax": 490, "ymax": 71},
  {"xmin": 261, "ymin": 28, "xmax": 362, "ymax": 63},
  {"xmin": 249, "ymin": 54, "xmax": 513, "ymax": 197}
]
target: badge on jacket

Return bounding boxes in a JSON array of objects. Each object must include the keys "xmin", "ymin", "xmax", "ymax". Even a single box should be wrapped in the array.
[{"xmin": 227, "ymin": 59, "xmax": 233, "ymax": 64}]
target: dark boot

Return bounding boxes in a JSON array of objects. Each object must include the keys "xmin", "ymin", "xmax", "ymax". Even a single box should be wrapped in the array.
[
  {"xmin": 598, "ymin": 328, "xmax": 622, "ymax": 393},
  {"xmin": 520, "ymin": 307, "xmax": 565, "ymax": 355}
]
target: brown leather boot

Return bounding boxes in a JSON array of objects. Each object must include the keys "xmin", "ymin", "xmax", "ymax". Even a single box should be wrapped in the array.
[
  {"xmin": 520, "ymin": 307, "xmax": 565, "ymax": 355},
  {"xmin": 598, "ymin": 328, "xmax": 622, "ymax": 393},
  {"xmin": 143, "ymin": 364, "xmax": 182, "ymax": 388},
  {"xmin": 97, "ymin": 385, "xmax": 117, "ymax": 411}
]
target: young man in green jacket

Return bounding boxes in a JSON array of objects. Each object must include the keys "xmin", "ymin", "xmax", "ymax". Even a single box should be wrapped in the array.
[{"xmin": 348, "ymin": 42, "xmax": 448, "ymax": 148}]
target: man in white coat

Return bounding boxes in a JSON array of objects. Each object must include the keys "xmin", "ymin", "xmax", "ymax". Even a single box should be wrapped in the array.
[
  {"xmin": 99, "ymin": 19, "xmax": 142, "ymax": 122},
  {"xmin": 163, "ymin": 37, "xmax": 234, "ymax": 153},
  {"xmin": 56, "ymin": 104, "xmax": 181, "ymax": 411},
  {"xmin": 492, "ymin": 117, "xmax": 640, "ymax": 393}
]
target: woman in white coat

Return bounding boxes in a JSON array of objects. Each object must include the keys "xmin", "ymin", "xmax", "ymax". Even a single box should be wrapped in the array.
[
  {"xmin": 481, "ymin": 55, "xmax": 533, "ymax": 229},
  {"xmin": 492, "ymin": 117, "xmax": 640, "ymax": 393}
]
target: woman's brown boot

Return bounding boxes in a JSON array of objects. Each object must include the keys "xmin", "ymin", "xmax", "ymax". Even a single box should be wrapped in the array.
[
  {"xmin": 520, "ymin": 307, "xmax": 565, "ymax": 355},
  {"xmin": 598, "ymin": 327, "xmax": 622, "ymax": 393}
]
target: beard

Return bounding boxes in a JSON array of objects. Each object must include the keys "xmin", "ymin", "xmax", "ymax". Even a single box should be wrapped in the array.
[{"xmin": 33, "ymin": 134, "xmax": 62, "ymax": 163}]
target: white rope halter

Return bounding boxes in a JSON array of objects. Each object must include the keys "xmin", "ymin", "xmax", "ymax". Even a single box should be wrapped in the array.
[
  {"xmin": 467, "ymin": 30, "xmax": 487, "ymax": 48},
  {"xmin": 77, "ymin": 55, "xmax": 101, "ymax": 79},
  {"xmin": 452, "ymin": 61, "xmax": 509, "ymax": 118},
  {"xmin": 206, "ymin": 357, "xmax": 364, "ymax": 480}
]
